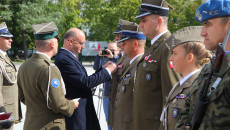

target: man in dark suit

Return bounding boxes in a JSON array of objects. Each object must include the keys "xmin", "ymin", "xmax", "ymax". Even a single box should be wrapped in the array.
[{"xmin": 55, "ymin": 28, "xmax": 117, "ymax": 130}]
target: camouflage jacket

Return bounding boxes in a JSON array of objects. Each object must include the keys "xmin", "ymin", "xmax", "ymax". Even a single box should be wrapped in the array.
[{"xmin": 176, "ymin": 53, "xmax": 230, "ymax": 130}]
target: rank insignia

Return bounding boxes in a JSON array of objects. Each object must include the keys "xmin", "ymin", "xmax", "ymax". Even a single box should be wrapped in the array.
[
  {"xmin": 118, "ymin": 65, "xmax": 124, "ymax": 69},
  {"xmin": 146, "ymin": 73, "xmax": 151, "ymax": 81},
  {"xmin": 51, "ymin": 78, "xmax": 60, "ymax": 88},
  {"xmin": 173, "ymin": 108, "xmax": 178, "ymax": 118}
]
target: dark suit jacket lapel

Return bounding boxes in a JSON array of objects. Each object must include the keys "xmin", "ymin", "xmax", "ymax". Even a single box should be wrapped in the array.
[{"xmin": 60, "ymin": 48, "xmax": 87, "ymax": 74}]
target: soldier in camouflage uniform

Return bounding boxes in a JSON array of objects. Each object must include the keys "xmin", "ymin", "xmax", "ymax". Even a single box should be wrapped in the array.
[{"xmin": 176, "ymin": 0, "xmax": 230, "ymax": 130}]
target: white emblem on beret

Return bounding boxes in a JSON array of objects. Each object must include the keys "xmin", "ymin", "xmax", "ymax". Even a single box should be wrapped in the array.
[
  {"xmin": 196, "ymin": 10, "xmax": 202, "ymax": 22},
  {"xmin": 209, "ymin": 10, "xmax": 219, "ymax": 15},
  {"xmin": 202, "ymin": 11, "xmax": 207, "ymax": 14}
]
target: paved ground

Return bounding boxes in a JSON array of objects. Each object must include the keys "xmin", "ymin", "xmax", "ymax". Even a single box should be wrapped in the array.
[{"xmin": 13, "ymin": 62, "xmax": 108, "ymax": 130}]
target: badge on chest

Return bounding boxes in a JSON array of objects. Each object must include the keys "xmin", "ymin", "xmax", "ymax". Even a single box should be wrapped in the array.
[{"xmin": 172, "ymin": 108, "xmax": 178, "ymax": 118}]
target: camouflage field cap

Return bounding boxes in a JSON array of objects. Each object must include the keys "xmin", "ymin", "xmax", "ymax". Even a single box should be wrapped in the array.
[
  {"xmin": 32, "ymin": 21, "xmax": 60, "ymax": 41},
  {"xmin": 135, "ymin": 0, "xmax": 173, "ymax": 19},
  {"xmin": 165, "ymin": 26, "xmax": 203, "ymax": 51},
  {"xmin": 113, "ymin": 19, "xmax": 137, "ymax": 34},
  {"xmin": 118, "ymin": 23, "xmax": 146, "ymax": 43},
  {"xmin": 195, "ymin": 0, "xmax": 230, "ymax": 23},
  {"xmin": 0, "ymin": 22, "xmax": 13, "ymax": 37}
]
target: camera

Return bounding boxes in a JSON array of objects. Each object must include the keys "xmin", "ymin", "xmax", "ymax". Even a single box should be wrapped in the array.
[{"xmin": 101, "ymin": 47, "xmax": 109, "ymax": 55}]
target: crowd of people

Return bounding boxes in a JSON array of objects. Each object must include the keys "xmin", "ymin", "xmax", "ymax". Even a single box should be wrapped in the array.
[{"xmin": 1, "ymin": 0, "xmax": 230, "ymax": 130}]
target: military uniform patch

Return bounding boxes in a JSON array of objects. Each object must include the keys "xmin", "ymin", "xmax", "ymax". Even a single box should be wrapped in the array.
[
  {"xmin": 51, "ymin": 79, "xmax": 60, "ymax": 88},
  {"xmin": 146, "ymin": 73, "xmax": 151, "ymax": 81},
  {"xmin": 173, "ymin": 108, "xmax": 178, "ymax": 118}
]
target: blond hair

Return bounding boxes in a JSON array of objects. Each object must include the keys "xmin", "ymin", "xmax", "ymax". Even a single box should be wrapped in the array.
[{"xmin": 181, "ymin": 41, "xmax": 211, "ymax": 68}]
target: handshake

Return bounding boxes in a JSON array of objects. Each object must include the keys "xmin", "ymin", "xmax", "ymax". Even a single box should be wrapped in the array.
[{"xmin": 103, "ymin": 61, "xmax": 117, "ymax": 74}]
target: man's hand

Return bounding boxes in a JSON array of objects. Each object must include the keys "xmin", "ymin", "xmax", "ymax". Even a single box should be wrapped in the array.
[
  {"xmin": 104, "ymin": 49, "xmax": 114, "ymax": 58},
  {"xmin": 73, "ymin": 98, "xmax": 80, "ymax": 109},
  {"xmin": 98, "ymin": 49, "xmax": 114, "ymax": 58},
  {"xmin": 105, "ymin": 61, "xmax": 117, "ymax": 74}
]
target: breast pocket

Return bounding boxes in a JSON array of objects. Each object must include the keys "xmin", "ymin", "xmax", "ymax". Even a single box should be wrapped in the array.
[
  {"xmin": 4, "ymin": 66, "xmax": 16, "ymax": 83},
  {"xmin": 121, "ymin": 77, "xmax": 132, "ymax": 94},
  {"xmin": 140, "ymin": 61, "xmax": 158, "ymax": 85}
]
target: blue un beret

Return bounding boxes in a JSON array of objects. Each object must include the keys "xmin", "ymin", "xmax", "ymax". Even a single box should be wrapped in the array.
[{"xmin": 195, "ymin": 0, "xmax": 230, "ymax": 23}]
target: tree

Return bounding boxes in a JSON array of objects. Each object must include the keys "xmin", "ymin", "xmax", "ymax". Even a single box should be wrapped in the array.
[
  {"xmin": 82, "ymin": 0, "xmax": 141, "ymax": 41},
  {"xmin": 168, "ymin": 0, "xmax": 203, "ymax": 33}
]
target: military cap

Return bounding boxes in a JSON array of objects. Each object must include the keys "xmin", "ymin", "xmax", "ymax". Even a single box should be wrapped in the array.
[
  {"xmin": 118, "ymin": 23, "xmax": 146, "ymax": 43},
  {"xmin": 195, "ymin": 0, "xmax": 230, "ymax": 23},
  {"xmin": 135, "ymin": 0, "xmax": 173, "ymax": 19},
  {"xmin": 32, "ymin": 21, "xmax": 60, "ymax": 41},
  {"xmin": 113, "ymin": 19, "xmax": 137, "ymax": 34},
  {"xmin": 165, "ymin": 26, "xmax": 203, "ymax": 51},
  {"xmin": 0, "ymin": 22, "xmax": 13, "ymax": 37}
]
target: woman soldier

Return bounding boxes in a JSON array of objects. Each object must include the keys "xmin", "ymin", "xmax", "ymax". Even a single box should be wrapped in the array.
[{"xmin": 160, "ymin": 26, "xmax": 211, "ymax": 130}]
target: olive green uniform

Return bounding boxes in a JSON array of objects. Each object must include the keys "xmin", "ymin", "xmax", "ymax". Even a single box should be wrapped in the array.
[
  {"xmin": 108, "ymin": 55, "xmax": 130, "ymax": 127},
  {"xmin": 113, "ymin": 54, "xmax": 143, "ymax": 130},
  {"xmin": 161, "ymin": 71, "xmax": 200, "ymax": 130},
  {"xmin": 176, "ymin": 53, "xmax": 230, "ymax": 130},
  {"xmin": 17, "ymin": 53, "xmax": 75, "ymax": 130},
  {"xmin": 133, "ymin": 31, "xmax": 181, "ymax": 130},
  {"xmin": 0, "ymin": 53, "xmax": 20, "ymax": 122}
]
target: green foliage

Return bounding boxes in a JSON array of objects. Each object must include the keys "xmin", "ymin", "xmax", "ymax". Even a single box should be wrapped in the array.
[
  {"xmin": 0, "ymin": 0, "xmax": 203, "ymax": 59},
  {"xmin": 168, "ymin": 0, "xmax": 203, "ymax": 33},
  {"xmin": 57, "ymin": 0, "xmax": 83, "ymax": 46},
  {"xmin": 82, "ymin": 0, "xmax": 141, "ymax": 41}
]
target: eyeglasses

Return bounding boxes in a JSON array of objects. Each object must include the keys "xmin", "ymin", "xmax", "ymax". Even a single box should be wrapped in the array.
[
  {"xmin": 71, "ymin": 39, "xmax": 84, "ymax": 46},
  {"xmin": 55, "ymin": 35, "xmax": 61, "ymax": 42}
]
